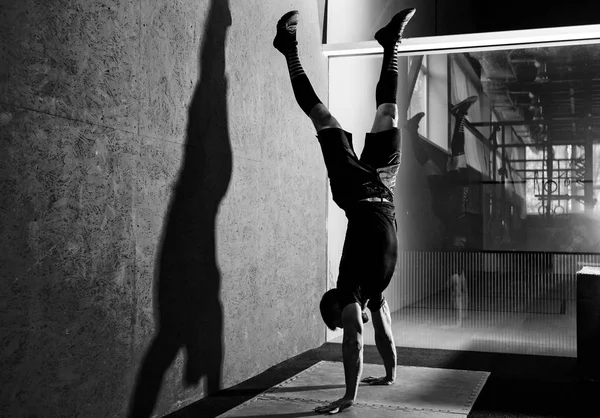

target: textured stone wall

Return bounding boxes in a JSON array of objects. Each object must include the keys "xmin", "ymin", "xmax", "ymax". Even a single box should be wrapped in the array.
[{"xmin": 0, "ymin": 0, "xmax": 327, "ymax": 417}]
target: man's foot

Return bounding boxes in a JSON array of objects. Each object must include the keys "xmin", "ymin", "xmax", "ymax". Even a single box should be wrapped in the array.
[
  {"xmin": 374, "ymin": 8, "xmax": 416, "ymax": 47},
  {"xmin": 273, "ymin": 10, "xmax": 299, "ymax": 53},
  {"xmin": 450, "ymin": 96, "xmax": 478, "ymax": 117},
  {"xmin": 183, "ymin": 360, "xmax": 201, "ymax": 387},
  {"xmin": 406, "ymin": 112, "xmax": 428, "ymax": 165},
  {"xmin": 405, "ymin": 112, "xmax": 425, "ymax": 131}
]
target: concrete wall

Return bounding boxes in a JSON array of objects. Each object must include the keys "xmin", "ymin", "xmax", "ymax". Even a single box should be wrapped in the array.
[{"xmin": 0, "ymin": 1, "xmax": 327, "ymax": 417}]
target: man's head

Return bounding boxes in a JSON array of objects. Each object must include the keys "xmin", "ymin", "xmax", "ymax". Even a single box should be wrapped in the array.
[
  {"xmin": 320, "ymin": 289, "xmax": 342, "ymax": 330},
  {"xmin": 319, "ymin": 289, "xmax": 369, "ymax": 330}
]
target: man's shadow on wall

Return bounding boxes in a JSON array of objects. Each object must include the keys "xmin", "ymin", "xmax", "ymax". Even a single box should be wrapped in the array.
[{"xmin": 129, "ymin": 0, "xmax": 232, "ymax": 416}]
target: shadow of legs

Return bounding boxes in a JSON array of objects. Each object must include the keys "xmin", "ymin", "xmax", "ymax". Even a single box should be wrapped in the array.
[{"xmin": 128, "ymin": 331, "xmax": 180, "ymax": 418}]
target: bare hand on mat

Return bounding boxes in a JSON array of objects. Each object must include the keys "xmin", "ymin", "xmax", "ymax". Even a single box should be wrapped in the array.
[
  {"xmin": 361, "ymin": 376, "xmax": 394, "ymax": 385},
  {"xmin": 314, "ymin": 397, "xmax": 354, "ymax": 414}
]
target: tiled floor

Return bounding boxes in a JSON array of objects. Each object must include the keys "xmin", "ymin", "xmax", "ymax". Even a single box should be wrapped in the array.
[
  {"xmin": 334, "ymin": 293, "xmax": 576, "ymax": 357},
  {"xmin": 165, "ymin": 342, "xmax": 594, "ymax": 418},
  {"xmin": 217, "ymin": 361, "xmax": 489, "ymax": 417}
]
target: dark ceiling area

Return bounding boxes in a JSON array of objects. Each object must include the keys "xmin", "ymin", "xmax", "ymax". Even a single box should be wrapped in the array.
[
  {"xmin": 474, "ymin": 43, "xmax": 600, "ymax": 147},
  {"xmin": 436, "ymin": 0, "xmax": 600, "ymax": 36},
  {"xmin": 464, "ymin": 43, "xmax": 600, "ymax": 214}
]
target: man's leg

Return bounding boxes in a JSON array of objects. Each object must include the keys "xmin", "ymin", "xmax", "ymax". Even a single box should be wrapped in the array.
[
  {"xmin": 406, "ymin": 112, "xmax": 443, "ymax": 175},
  {"xmin": 370, "ymin": 8, "xmax": 416, "ymax": 134},
  {"xmin": 371, "ymin": 104, "xmax": 398, "ymax": 133},
  {"xmin": 447, "ymin": 96, "xmax": 478, "ymax": 172},
  {"xmin": 356, "ymin": 8, "xmax": 416, "ymax": 200},
  {"xmin": 274, "ymin": 11, "xmax": 341, "ymax": 132}
]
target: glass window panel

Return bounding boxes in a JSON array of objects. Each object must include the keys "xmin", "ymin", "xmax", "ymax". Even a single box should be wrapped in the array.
[
  {"xmin": 329, "ymin": 39, "xmax": 600, "ymax": 357},
  {"xmin": 389, "ymin": 43, "xmax": 600, "ymax": 356}
]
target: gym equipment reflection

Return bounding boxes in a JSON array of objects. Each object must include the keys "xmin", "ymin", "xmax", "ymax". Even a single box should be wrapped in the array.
[{"xmin": 327, "ymin": 41, "xmax": 600, "ymax": 357}]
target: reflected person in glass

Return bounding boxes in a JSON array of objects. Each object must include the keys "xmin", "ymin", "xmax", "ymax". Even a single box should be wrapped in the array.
[{"xmin": 406, "ymin": 95, "xmax": 478, "ymax": 327}]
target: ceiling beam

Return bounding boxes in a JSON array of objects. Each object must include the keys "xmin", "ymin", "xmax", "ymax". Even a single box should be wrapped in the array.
[
  {"xmin": 471, "ymin": 116, "xmax": 600, "ymax": 127},
  {"xmin": 497, "ymin": 139, "xmax": 600, "ymax": 147},
  {"xmin": 510, "ymin": 158, "xmax": 581, "ymax": 162}
]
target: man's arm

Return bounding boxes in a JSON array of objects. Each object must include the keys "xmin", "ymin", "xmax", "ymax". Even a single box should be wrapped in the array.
[
  {"xmin": 314, "ymin": 303, "xmax": 363, "ymax": 414},
  {"xmin": 341, "ymin": 302, "xmax": 364, "ymax": 401},
  {"xmin": 371, "ymin": 300, "xmax": 397, "ymax": 382}
]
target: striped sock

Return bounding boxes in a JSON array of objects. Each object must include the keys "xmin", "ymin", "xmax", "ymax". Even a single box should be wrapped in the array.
[
  {"xmin": 284, "ymin": 46, "xmax": 322, "ymax": 115},
  {"xmin": 451, "ymin": 116, "xmax": 466, "ymax": 156},
  {"xmin": 459, "ymin": 117, "xmax": 467, "ymax": 133},
  {"xmin": 375, "ymin": 42, "xmax": 399, "ymax": 107},
  {"xmin": 461, "ymin": 186, "xmax": 469, "ymax": 213},
  {"xmin": 386, "ymin": 42, "xmax": 399, "ymax": 73},
  {"xmin": 285, "ymin": 46, "xmax": 304, "ymax": 79}
]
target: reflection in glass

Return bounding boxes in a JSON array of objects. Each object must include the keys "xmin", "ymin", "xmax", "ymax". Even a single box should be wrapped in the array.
[{"xmin": 384, "ymin": 43, "xmax": 600, "ymax": 357}]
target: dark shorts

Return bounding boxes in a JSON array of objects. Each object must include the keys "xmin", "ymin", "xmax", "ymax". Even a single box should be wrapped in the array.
[{"xmin": 317, "ymin": 128, "xmax": 401, "ymax": 211}]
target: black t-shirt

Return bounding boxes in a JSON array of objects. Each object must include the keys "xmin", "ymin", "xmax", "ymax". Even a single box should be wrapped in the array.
[{"xmin": 336, "ymin": 202, "xmax": 398, "ymax": 311}]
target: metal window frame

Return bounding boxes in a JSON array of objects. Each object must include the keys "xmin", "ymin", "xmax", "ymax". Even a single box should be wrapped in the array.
[{"xmin": 322, "ymin": 24, "xmax": 600, "ymax": 58}]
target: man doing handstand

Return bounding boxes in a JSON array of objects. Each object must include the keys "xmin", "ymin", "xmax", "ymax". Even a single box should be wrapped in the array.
[{"xmin": 274, "ymin": 7, "xmax": 416, "ymax": 414}]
